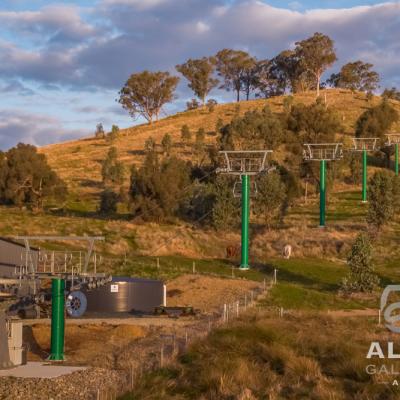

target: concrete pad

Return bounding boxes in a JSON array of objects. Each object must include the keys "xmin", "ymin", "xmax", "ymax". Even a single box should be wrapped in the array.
[{"xmin": 0, "ymin": 362, "xmax": 86, "ymax": 378}]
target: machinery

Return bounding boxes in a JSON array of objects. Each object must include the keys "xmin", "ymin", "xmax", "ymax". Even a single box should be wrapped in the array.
[{"xmin": 0, "ymin": 236, "xmax": 111, "ymax": 365}]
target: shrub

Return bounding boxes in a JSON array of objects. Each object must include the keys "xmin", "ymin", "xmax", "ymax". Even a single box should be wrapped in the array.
[
  {"xmin": 95, "ymin": 123, "xmax": 105, "ymax": 139},
  {"xmin": 341, "ymin": 234, "xmax": 379, "ymax": 293},
  {"xmin": 0, "ymin": 143, "xmax": 67, "ymax": 209},
  {"xmin": 161, "ymin": 133, "xmax": 173, "ymax": 156},
  {"xmin": 101, "ymin": 147, "xmax": 125, "ymax": 185},
  {"xmin": 186, "ymin": 99, "xmax": 200, "ymax": 110},
  {"xmin": 206, "ymin": 99, "xmax": 217, "ymax": 112},
  {"xmin": 181, "ymin": 125, "xmax": 192, "ymax": 143},
  {"xmin": 367, "ymin": 171, "xmax": 394, "ymax": 231},
  {"xmin": 99, "ymin": 189, "xmax": 119, "ymax": 214}
]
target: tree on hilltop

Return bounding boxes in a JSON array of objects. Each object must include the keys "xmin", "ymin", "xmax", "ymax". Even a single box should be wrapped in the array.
[
  {"xmin": 328, "ymin": 61, "xmax": 379, "ymax": 93},
  {"xmin": 176, "ymin": 57, "xmax": 218, "ymax": 105},
  {"xmin": 119, "ymin": 71, "xmax": 179, "ymax": 124},
  {"xmin": 382, "ymin": 87, "xmax": 400, "ymax": 101},
  {"xmin": 215, "ymin": 49, "xmax": 256, "ymax": 102},
  {"xmin": 295, "ymin": 33, "xmax": 337, "ymax": 96}
]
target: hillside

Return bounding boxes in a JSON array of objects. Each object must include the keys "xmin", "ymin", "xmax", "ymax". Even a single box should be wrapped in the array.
[
  {"xmin": 0, "ymin": 89, "xmax": 398, "ymax": 262},
  {"xmin": 41, "ymin": 89, "xmax": 400, "ymax": 203}
]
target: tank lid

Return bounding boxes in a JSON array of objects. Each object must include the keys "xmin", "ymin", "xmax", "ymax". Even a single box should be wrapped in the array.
[{"xmin": 111, "ymin": 276, "xmax": 164, "ymax": 284}]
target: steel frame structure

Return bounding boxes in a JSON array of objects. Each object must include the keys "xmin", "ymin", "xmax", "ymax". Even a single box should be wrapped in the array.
[
  {"xmin": 218, "ymin": 150, "xmax": 273, "ymax": 270},
  {"xmin": 303, "ymin": 143, "xmax": 343, "ymax": 227}
]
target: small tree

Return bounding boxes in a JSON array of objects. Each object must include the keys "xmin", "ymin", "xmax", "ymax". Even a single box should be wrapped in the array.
[
  {"xmin": 215, "ymin": 118, "xmax": 224, "ymax": 134},
  {"xmin": 367, "ymin": 171, "xmax": 394, "ymax": 231},
  {"xmin": 99, "ymin": 189, "xmax": 119, "ymax": 214},
  {"xmin": 144, "ymin": 137, "xmax": 156, "ymax": 153},
  {"xmin": 101, "ymin": 147, "xmax": 125, "ymax": 185},
  {"xmin": 253, "ymin": 172, "xmax": 287, "ymax": 228},
  {"xmin": 186, "ymin": 99, "xmax": 200, "ymax": 110},
  {"xmin": 220, "ymin": 106, "xmax": 284, "ymax": 150},
  {"xmin": 119, "ymin": 70, "xmax": 179, "ymax": 124},
  {"xmin": 176, "ymin": 57, "xmax": 218, "ymax": 105},
  {"xmin": 287, "ymin": 99, "xmax": 342, "ymax": 143},
  {"xmin": 107, "ymin": 125, "xmax": 120, "ymax": 143},
  {"xmin": 356, "ymin": 99, "xmax": 399, "ymax": 140},
  {"xmin": 161, "ymin": 133, "xmax": 173, "ymax": 156},
  {"xmin": 95, "ymin": 123, "xmax": 105, "ymax": 139},
  {"xmin": 206, "ymin": 99, "xmax": 217, "ymax": 113},
  {"xmin": 212, "ymin": 176, "xmax": 240, "ymax": 229},
  {"xmin": 181, "ymin": 125, "xmax": 192, "ymax": 143},
  {"xmin": 195, "ymin": 128, "xmax": 206, "ymax": 144},
  {"xmin": 382, "ymin": 87, "xmax": 400, "ymax": 101},
  {"xmin": 0, "ymin": 143, "xmax": 67, "ymax": 210},
  {"xmin": 295, "ymin": 32, "xmax": 337, "ymax": 97},
  {"xmin": 341, "ymin": 234, "xmax": 379, "ymax": 293}
]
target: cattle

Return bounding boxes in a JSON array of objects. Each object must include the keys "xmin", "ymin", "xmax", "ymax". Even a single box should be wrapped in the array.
[
  {"xmin": 226, "ymin": 245, "xmax": 240, "ymax": 259},
  {"xmin": 283, "ymin": 244, "xmax": 292, "ymax": 259}
]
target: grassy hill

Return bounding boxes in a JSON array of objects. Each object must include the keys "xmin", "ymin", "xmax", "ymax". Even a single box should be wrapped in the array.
[
  {"xmin": 40, "ymin": 89, "xmax": 400, "ymax": 203},
  {"xmin": 1, "ymin": 89, "xmax": 400, "ymax": 264}
]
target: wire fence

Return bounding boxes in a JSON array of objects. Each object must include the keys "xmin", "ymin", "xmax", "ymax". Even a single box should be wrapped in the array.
[{"xmin": 91, "ymin": 270, "xmax": 276, "ymax": 399}]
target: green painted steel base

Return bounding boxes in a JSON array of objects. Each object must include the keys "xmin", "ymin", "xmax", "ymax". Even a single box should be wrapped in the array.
[
  {"xmin": 362, "ymin": 149, "xmax": 367, "ymax": 202},
  {"xmin": 319, "ymin": 160, "xmax": 326, "ymax": 227},
  {"xmin": 240, "ymin": 175, "xmax": 250, "ymax": 270},
  {"xmin": 48, "ymin": 278, "xmax": 65, "ymax": 361}
]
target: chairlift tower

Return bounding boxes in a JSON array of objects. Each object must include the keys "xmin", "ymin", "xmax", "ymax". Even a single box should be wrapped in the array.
[
  {"xmin": 386, "ymin": 134, "xmax": 400, "ymax": 176},
  {"xmin": 303, "ymin": 143, "xmax": 343, "ymax": 227},
  {"xmin": 218, "ymin": 150, "xmax": 273, "ymax": 270},
  {"xmin": 351, "ymin": 138, "xmax": 379, "ymax": 202}
]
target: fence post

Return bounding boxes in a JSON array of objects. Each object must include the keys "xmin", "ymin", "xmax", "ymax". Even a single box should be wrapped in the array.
[
  {"xmin": 160, "ymin": 344, "xmax": 164, "ymax": 367},
  {"xmin": 192, "ymin": 261, "xmax": 196, "ymax": 274},
  {"xmin": 274, "ymin": 268, "xmax": 277, "ymax": 284},
  {"xmin": 223, "ymin": 304, "xmax": 227, "ymax": 323},
  {"xmin": 157, "ymin": 258, "xmax": 160, "ymax": 270},
  {"xmin": 378, "ymin": 309, "xmax": 381, "ymax": 325},
  {"xmin": 236, "ymin": 301, "xmax": 239, "ymax": 318}
]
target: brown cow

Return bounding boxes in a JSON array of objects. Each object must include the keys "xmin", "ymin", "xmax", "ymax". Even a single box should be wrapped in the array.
[{"xmin": 226, "ymin": 245, "xmax": 240, "ymax": 259}]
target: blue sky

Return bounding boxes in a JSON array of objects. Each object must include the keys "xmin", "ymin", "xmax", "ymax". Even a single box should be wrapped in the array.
[{"xmin": 0, "ymin": 0, "xmax": 399, "ymax": 149}]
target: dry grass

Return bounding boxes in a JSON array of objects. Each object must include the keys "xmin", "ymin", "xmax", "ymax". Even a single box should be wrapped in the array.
[
  {"xmin": 40, "ymin": 89, "xmax": 400, "ymax": 199},
  {"xmin": 166, "ymin": 274, "xmax": 260, "ymax": 312},
  {"xmin": 123, "ymin": 310, "xmax": 400, "ymax": 400},
  {"xmin": 25, "ymin": 324, "xmax": 147, "ymax": 365}
]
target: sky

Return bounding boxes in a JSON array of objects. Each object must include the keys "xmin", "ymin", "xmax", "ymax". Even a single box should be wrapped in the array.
[{"xmin": 0, "ymin": 0, "xmax": 399, "ymax": 150}]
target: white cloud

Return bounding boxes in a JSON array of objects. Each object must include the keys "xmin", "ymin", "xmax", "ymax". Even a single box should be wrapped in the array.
[
  {"xmin": 1, "ymin": 1, "xmax": 400, "ymax": 148},
  {"xmin": 0, "ymin": 110, "xmax": 81, "ymax": 150}
]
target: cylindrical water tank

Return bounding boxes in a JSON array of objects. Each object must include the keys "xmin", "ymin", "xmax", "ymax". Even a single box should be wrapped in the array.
[{"xmin": 84, "ymin": 277, "xmax": 165, "ymax": 314}]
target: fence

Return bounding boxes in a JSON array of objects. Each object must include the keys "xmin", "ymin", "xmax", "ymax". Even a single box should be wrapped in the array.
[{"xmin": 91, "ymin": 269, "xmax": 277, "ymax": 399}]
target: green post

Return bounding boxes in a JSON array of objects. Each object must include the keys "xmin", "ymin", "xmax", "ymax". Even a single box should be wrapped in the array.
[
  {"xmin": 49, "ymin": 278, "xmax": 65, "ymax": 361},
  {"xmin": 319, "ymin": 160, "xmax": 326, "ymax": 227},
  {"xmin": 362, "ymin": 149, "xmax": 367, "ymax": 202},
  {"xmin": 240, "ymin": 175, "xmax": 250, "ymax": 270},
  {"xmin": 395, "ymin": 143, "xmax": 399, "ymax": 176}
]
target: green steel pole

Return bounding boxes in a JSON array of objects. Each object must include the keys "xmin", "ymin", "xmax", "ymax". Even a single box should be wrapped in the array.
[
  {"xmin": 362, "ymin": 149, "xmax": 367, "ymax": 202},
  {"xmin": 320, "ymin": 160, "xmax": 326, "ymax": 227},
  {"xmin": 240, "ymin": 175, "xmax": 250, "ymax": 270},
  {"xmin": 49, "ymin": 278, "xmax": 65, "ymax": 361},
  {"xmin": 395, "ymin": 143, "xmax": 399, "ymax": 176}
]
